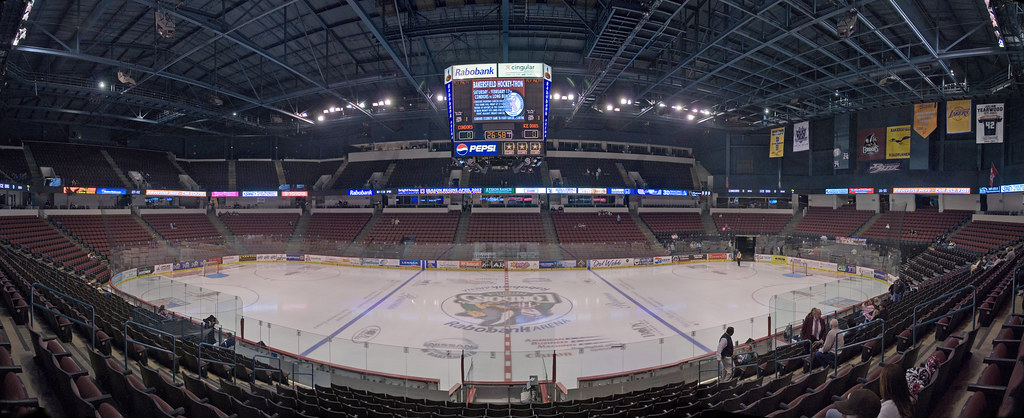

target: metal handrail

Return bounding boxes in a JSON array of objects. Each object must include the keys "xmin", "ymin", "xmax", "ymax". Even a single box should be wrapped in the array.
[
  {"xmin": 123, "ymin": 320, "xmax": 179, "ymax": 382},
  {"xmin": 30, "ymin": 283, "xmax": 96, "ymax": 351},
  {"xmin": 198, "ymin": 342, "xmax": 238, "ymax": 381},
  {"xmin": 911, "ymin": 285, "xmax": 976, "ymax": 346},
  {"xmin": 292, "ymin": 360, "xmax": 314, "ymax": 387},
  {"xmin": 773, "ymin": 339, "xmax": 811, "ymax": 378},
  {"xmin": 252, "ymin": 354, "xmax": 282, "ymax": 384},
  {"xmin": 1011, "ymin": 264, "xmax": 1023, "ymax": 314},
  {"xmin": 834, "ymin": 318, "xmax": 886, "ymax": 377}
]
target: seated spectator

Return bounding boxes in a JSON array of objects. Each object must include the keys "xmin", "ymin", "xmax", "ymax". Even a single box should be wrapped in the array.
[
  {"xmin": 825, "ymin": 388, "xmax": 881, "ymax": 418},
  {"xmin": 809, "ymin": 318, "xmax": 843, "ymax": 370},
  {"xmin": 879, "ymin": 363, "xmax": 913, "ymax": 418},
  {"xmin": 220, "ymin": 333, "xmax": 236, "ymax": 348},
  {"xmin": 157, "ymin": 305, "xmax": 171, "ymax": 321},
  {"xmin": 861, "ymin": 298, "xmax": 877, "ymax": 323}
]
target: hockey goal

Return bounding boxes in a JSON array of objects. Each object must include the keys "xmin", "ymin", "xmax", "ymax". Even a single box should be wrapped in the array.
[
  {"xmin": 202, "ymin": 258, "xmax": 222, "ymax": 277},
  {"xmin": 791, "ymin": 261, "xmax": 810, "ymax": 277}
]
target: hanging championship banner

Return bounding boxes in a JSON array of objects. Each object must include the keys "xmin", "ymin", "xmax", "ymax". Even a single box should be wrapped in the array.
[
  {"xmin": 857, "ymin": 128, "xmax": 886, "ymax": 161},
  {"xmin": 946, "ymin": 99, "xmax": 972, "ymax": 134},
  {"xmin": 885, "ymin": 125, "xmax": 911, "ymax": 159},
  {"xmin": 793, "ymin": 121, "xmax": 810, "ymax": 152},
  {"xmin": 976, "ymin": 103, "xmax": 1004, "ymax": 144},
  {"xmin": 769, "ymin": 127, "xmax": 785, "ymax": 158},
  {"xmin": 913, "ymin": 103, "xmax": 937, "ymax": 138}
]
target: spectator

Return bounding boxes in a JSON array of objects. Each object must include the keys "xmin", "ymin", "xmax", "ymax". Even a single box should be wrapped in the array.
[
  {"xmin": 220, "ymin": 333, "xmax": 236, "ymax": 348},
  {"xmin": 717, "ymin": 327, "xmax": 735, "ymax": 381},
  {"xmin": 801, "ymin": 308, "xmax": 826, "ymax": 343},
  {"xmin": 616, "ymin": 214, "xmax": 621, "ymax": 223},
  {"xmin": 157, "ymin": 305, "xmax": 171, "ymax": 321},
  {"xmin": 810, "ymin": 318, "xmax": 843, "ymax": 370},
  {"xmin": 826, "ymin": 388, "xmax": 881, "ymax": 418},
  {"xmin": 889, "ymin": 278, "xmax": 905, "ymax": 303},
  {"xmin": 879, "ymin": 363, "xmax": 913, "ymax": 418},
  {"xmin": 861, "ymin": 298, "xmax": 877, "ymax": 323}
]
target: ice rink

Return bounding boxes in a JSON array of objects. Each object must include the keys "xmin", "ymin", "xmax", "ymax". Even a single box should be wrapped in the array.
[{"xmin": 117, "ymin": 261, "xmax": 889, "ymax": 389}]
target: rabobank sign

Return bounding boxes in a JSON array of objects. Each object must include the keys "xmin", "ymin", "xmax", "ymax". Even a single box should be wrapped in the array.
[
  {"xmin": 450, "ymin": 64, "xmax": 498, "ymax": 80},
  {"xmin": 454, "ymin": 142, "xmax": 500, "ymax": 157}
]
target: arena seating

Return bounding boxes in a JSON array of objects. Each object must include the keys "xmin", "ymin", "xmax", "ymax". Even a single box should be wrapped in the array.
[
  {"xmin": 546, "ymin": 158, "xmax": 628, "ymax": 187},
  {"xmin": 331, "ymin": 161, "xmax": 390, "ymax": 190},
  {"xmin": 364, "ymin": 212, "xmax": 460, "ymax": 243},
  {"xmin": 901, "ymin": 246, "xmax": 973, "ymax": 285},
  {"xmin": 281, "ymin": 160, "xmax": 341, "ymax": 187},
  {"xmin": 179, "ymin": 161, "xmax": 229, "ymax": 190},
  {"xmin": 142, "ymin": 213, "xmax": 222, "ymax": 243},
  {"xmin": 0, "ymin": 216, "xmax": 106, "ymax": 279},
  {"xmin": 858, "ymin": 208, "xmax": 971, "ymax": 243},
  {"xmin": 48, "ymin": 215, "xmax": 153, "ymax": 258},
  {"xmin": 639, "ymin": 212, "xmax": 705, "ymax": 240},
  {"xmin": 467, "ymin": 165, "xmax": 542, "ymax": 187},
  {"xmin": 712, "ymin": 212, "xmax": 792, "ymax": 235},
  {"xmin": 793, "ymin": 206, "xmax": 874, "ymax": 237},
  {"xmin": 551, "ymin": 212, "xmax": 646, "ymax": 243},
  {"xmin": 466, "ymin": 213, "xmax": 545, "ymax": 243},
  {"xmin": 304, "ymin": 212, "xmax": 372, "ymax": 242},
  {"xmin": 621, "ymin": 160, "xmax": 695, "ymax": 189},
  {"xmin": 0, "ymin": 148, "xmax": 29, "ymax": 184},
  {"xmin": 218, "ymin": 213, "xmax": 299, "ymax": 237},
  {"xmin": 386, "ymin": 158, "xmax": 451, "ymax": 187},
  {"xmin": 28, "ymin": 142, "xmax": 123, "ymax": 188},
  {"xmin": 103, "ymin": 147, "xmax": 182, "ymax": 189},
  {"xmin": 947, "ymin": 220, "xmax": 1024, "ymax": 254},
  {"xmin": 234, "ymin": 160, "xmax": 279, "ymax": 189}
]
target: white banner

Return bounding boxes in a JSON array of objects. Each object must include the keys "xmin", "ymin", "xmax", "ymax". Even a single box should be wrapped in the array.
[
  {"xmin": 362, "ymin": 258, "xmax": 401, "ymax": 267},
  {"xmin": 257, "ymin": 254, "xmax": 286, "ymax": 261},
  {"xmin": 435, "ymin": 260, "xmax": 462, "ymax": 269},
  {"xmin": 857, "ymin": 266, "xmax": 875, "ymax": 278},
  {"xmin": 835, "ymin": 236, "xmax": 867, "ymax": 245},
  {"xmin": 506, "ymin": 260, "xmax": 540, "ymax": 270},
  {"xmin": 589, "ymin": 258, "xmax": 633, "ymax": 268},
  {"xmin": 755, "ymin": 254, "xmax": 772, "ymax": 262},
  {"xmin": 154, "ymin": 263, "xmax": 173, "ymax": 274},
  {"xmin": 222, "ymin": 255, "xmax": 239, "ymax": 264},
  {"xmin": 976, "ymin": 103, "xmax": 1004, "ymax": 144},
  {"xmin": 793, "ymin": 121, "xmax": 810, "ymax": 152},
  {"xmin": 122, "ymin": 268, "xmax": 138, "ymax": 280}
]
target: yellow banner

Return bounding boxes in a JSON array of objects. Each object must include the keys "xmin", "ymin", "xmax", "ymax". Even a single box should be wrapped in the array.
[
  {"xmin": 946, "ymin": 99, "xmax": 972, "ymax": 134},
  {"xmin": 769, "ymin": 127, "xmax": 785, "ymax": 158},
  {"xmin": 913, "ymin": 102, "xmax": 937, "ymax": 138},
  {"xmin": 886, "ymin": 125, "xmax": 911, "ymax": 159}
]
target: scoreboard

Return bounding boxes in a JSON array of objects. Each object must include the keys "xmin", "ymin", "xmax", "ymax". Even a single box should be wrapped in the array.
[{"xmin": 445, "ymin": 63, "xmax": 550, "ymax": 157}]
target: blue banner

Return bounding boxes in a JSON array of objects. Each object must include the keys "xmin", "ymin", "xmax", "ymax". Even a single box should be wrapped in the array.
[
  {"xmin": 400, "ymin": 260, "xmax": 420, "ymax": 267},
  {"xmin": 286, "ymin": 254, "xmax": 304, "ymax": 261},
  {"xmin": 454, "ymin": 142, "xmax": 500, "ymax": 157}
]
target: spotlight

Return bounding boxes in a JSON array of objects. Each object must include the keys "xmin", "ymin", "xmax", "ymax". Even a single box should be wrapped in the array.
[
  {"xmin": 561, "ymin": 96, "xmax": 568, "ymax": 100},
  {"xmin": 384, "ymin": 99, "xmax": 392, "ymax": 106},
  {"xmin": 613, "ymin": 107, "xmax": 620, "ymax": 112},
  {"xmin": 764, "ymin": 108, "xmax": 770, "ymax": 114},
  {"xmin": 620, "ymin": 98, "xmax": 627, "ymax": 105},
  {"xmin": 232, "ymin": 112, "xmax": 237, "ymax": 116},
  {"xmin": 567, "ymin": 94, "xmax": 574, "ymax": 101},
  {"xmin": 691, "ymin": 108, "xmax": 699, "ymax": 113},
  {"xmin": 658, "ymin": 103, "xmax": 666, "ymax": 108},
  {"xmin": 98, "ymin": 81, "xmax": 105, "ymax": 88},
  {"xmin": 317, "ymin": 115, "xmax": 324, "ymax": 122},
  {"xmin": 606, "ymin": 104, "xmax": 614, "ymax": 111},
  {"xmin": 687, "ymin": 114, "xmax": 695, "ymax": 121}
]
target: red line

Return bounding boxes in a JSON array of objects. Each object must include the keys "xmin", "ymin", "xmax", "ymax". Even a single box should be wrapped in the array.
[{"xmin": 504, "ymin": 263, "xmax": 512, "ymax": 382}]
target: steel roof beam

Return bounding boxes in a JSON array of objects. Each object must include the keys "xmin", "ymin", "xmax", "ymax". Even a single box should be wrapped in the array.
[
  {"xmin": 889, "ymin": 0, "xmax": 956, "ymax": 81},
  {"xmin": 128, "ymin": 0, "xmax": 358, "ymax": 122},
  {"xmin": 346, "ymin": 0, "xmax": 438, "ymax": 113},
  {"xmin": 7, "ymin": 105, "xmax": 232, "ymax": 135},
  {"xmin": 11, "ymin": 45, "xmax": 307, "ymax": 125}
]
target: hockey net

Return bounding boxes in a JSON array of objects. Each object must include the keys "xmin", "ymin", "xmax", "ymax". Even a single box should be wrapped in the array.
[
  {"xmin": 202, "ymin": 258, "xmax": 222, "ymax": 277},
  {"xmin": 791, "ymin": 261, "xmax": 810, "ymax": 276}
]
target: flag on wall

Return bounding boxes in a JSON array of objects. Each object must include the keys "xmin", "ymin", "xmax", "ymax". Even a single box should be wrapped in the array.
[
  {"xmin": 990, "ymin": 162, "xmax": 999, "ymax": 188},
  {"xmin": 946, "ymin": 99, "xmax": 972, "ymax": 134},
  {"xmin": 976, "ymin": 103, "xmax": 1004, "ymax": 144},
  {"xmin": 834, "ymin": 114, "xmax": 850, "ymax": 169},
  {"xmin": 885, "ymin": 125, "xmax": 911, "ymax": 159},
  {"xmin": 769, "ymin": 127, "xmax": 785, "ymax": 158},
  {"xmin": 913, "ymin": 103, "xmax": 937, "ymax": 138},
  {"xmin": 857, "ymin": 128, "xmax": 886, "ymax": 161},
  {"xmin": 793, "ymin": 121, "xmax": 810, "ymax": 152}
]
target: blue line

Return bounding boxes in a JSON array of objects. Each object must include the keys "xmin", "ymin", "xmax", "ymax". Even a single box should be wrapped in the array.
[
  {"xmin": 300, "ymin": 270, "xmax": 423, "ymax": 357},
  {"xmin": 589, "ymin": 270, "xmax": 713, "ymax": 353}
]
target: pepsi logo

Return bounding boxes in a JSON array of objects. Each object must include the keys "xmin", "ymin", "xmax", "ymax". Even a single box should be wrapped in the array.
[{"xmin": 455, "ymin": 143, "xmax": 469, "ymax": 156}]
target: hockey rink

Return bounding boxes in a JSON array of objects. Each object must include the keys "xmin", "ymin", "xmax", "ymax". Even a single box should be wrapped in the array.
[{"xmin": 115, "ymin": 261, "xmax": 889, "ymax": 389}]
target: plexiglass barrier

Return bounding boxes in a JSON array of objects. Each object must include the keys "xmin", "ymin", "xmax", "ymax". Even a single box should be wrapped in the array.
[{"xmin": 111, "ymin": 254, "xmax": 891, "ymax": 390}]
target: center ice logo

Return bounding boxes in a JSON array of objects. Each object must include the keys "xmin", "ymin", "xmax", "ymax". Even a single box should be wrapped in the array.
[{"xmin": 441, "ymin": 290, "xmax": 572, "ymax": 330}]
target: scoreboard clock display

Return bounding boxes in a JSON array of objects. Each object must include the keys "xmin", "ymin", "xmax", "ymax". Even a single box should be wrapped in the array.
[{"xmin": 445, "ymin": 63, "xmax": 550, "ymax": 156}]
